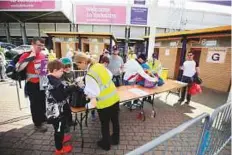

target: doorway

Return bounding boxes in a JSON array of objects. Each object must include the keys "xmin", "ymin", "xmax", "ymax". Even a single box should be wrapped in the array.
[
  {"xmin": 174, "ymin": 48, "xmax": 182, "ymax": 79},
  {"xmin": 190, "ymin": 48, "xmax": 202, "ymax": 64},
  {"xmin": 83, "ymin": 43, "xmax": 89, "ymax": 52},
  {"xmin": 154, "ymin": 48, "xmax": 159, "ymax": 59},
  {"xmin": 55, "ymin": 42, "xmax": 61, "ymax": 58}
]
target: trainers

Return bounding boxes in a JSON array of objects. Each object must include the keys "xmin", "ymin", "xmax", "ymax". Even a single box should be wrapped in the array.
[
  {"xmin": 55, "ymin": 145, "xmax": 73, "ymax": 154},
  {"xmin": 63, "ymin": 135, "xmax": 72, "ymax": 143},
  {"xmin": 35, "ymin": 125, "xmax": 47, "ymax": 133}
]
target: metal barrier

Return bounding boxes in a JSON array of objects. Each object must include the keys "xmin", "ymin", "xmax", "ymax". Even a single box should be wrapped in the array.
[
  {"xmin": 126, "ymin": 113, "xmax": 210, "ymax": 155},
  {"xmin": 126, "ymin": 102, "xmax": 231, "ymax": 155},
  {"xmin": 73, "ymin": 70, "xmax": 87, "ymax": 79},
  {"xmin": 197, "ymin": 102, "xmax": 231, "ymax": 155}
]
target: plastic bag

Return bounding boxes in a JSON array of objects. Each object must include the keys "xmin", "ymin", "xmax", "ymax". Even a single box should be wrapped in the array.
[{"xmin": 188, "ymin": 83, "xmax": 202, "ymax": 95}]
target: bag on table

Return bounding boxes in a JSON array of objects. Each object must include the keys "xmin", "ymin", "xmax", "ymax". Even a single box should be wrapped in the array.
[
  {"xmin": 70, "ymin": 89, "xmax": 90, "ymax": 107},
  {"xmin": 188, "ymin": 83, "xmax": 202, "ymax": 95},
  {"xmin": 144, "ymin": 79, "xmax": 157, "ymax": 88}
]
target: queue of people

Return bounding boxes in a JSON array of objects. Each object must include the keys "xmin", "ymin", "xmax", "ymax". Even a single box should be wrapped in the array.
[{"xmin": 11, "ymin": 37, "xmax": 200, "ymax": 154}]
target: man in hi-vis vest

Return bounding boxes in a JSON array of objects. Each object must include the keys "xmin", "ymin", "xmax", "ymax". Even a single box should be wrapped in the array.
[{"xmin": 75, "ymin": 52, "xmax": 120, "ymax": 151}]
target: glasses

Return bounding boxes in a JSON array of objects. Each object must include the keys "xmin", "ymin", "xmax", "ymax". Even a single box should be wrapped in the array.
[{"xmin": 36, "ymin": 44, "xmax": 44, "ymax": 48}]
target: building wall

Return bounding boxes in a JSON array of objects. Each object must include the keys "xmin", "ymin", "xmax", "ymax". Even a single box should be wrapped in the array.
[
  {"xmin": 199, "ymin": 48, "xmax": 231, "ymax": 92},
  {"xmin": 158, "ymin": 47, "xmax": 178, "ymax": 79}
]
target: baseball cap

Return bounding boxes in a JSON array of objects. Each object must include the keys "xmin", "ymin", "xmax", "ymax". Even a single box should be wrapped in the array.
[{"xmin": 60, "ymin": 57, "xmax": 72, "ymax": 65}]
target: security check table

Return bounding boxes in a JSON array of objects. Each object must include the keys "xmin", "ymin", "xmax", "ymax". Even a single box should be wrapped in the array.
[{"xmin": 71, "ymin": 79, "xmax": 187, "ymax": 148}]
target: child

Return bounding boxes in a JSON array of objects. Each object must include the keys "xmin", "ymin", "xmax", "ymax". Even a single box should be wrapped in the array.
[
  {"xmin": 60, "ymin": 57, "xmax": 75, "ymax": 129},
  {"xmin": 46, "ymin": 59, "xmax": 78, "ymax": 154}
]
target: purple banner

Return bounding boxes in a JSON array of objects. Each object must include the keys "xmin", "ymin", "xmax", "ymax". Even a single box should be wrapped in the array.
[
  {"xmin": 40, "ymin": 59, "xmax": 48, "ymax": 76},
  {"xmin": 130, "ymin": 7, "xmax": 148, "ymax": 25},
  {"xmin": 134, "ymin": 0, "xmax": 146, "ymax": 5}
]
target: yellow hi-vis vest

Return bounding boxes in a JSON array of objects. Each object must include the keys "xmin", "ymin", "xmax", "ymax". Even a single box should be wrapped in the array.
[
  {"xmin": 87, "ymin": 63, "xmax": 120, "ymax": 109},
  {"xmin": 147, "ymin": 59, "xmax": 162, "ymax": 76}
]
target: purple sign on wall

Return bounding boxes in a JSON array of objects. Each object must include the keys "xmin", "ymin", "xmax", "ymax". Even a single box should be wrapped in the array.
[
  {"xmin": 130, "ymin": 7, "xmax": 148, "ymax": 25},
  {"xmin": 134, "ymin": 0, "xmax": 146, "ymax": 5}
]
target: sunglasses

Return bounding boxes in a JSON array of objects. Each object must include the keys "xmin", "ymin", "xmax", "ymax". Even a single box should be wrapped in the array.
[{"xmin": 64, "ymin": 64, "xmax": 71, "ymax": 68}]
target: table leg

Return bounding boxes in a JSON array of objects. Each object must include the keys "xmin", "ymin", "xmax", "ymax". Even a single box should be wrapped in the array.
[
  {"xmin": 80, "ymin": 113, "xmax": 84, "ymax": 148},
  {"xmin": 151, "ymin": 94, "xmax": 156, "ymax": 118},
  {"xmin": 138, "ymin": 100, "xmax": 146, "ymax": 121},
  {"xmin": 73, "ymin": 113, "xmax": 78, "ymax": 131},
  {"xmin": 85, "ymin": 110, "xmax": 89, "ymax": 127},
  {"xmin": 165, "ymin": 91, "xmax": 171, "ymax": 102}
]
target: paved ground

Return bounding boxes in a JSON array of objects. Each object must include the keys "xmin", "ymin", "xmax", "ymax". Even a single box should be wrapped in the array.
[{"xmin": 0, "ymin": 81, "xmax": 230, "ymax": 155}]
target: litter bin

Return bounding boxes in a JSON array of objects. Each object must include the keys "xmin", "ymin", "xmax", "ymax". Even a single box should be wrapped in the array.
[{"xmin": 160, "ymin": 68, "xmax": 169, "ymax": 80}]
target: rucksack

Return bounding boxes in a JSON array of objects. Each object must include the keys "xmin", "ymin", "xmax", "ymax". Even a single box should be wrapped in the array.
[
  {"xmin": 6, "ymin": 52, "xmax": 32, "ymax": 88},
  {"xmin": 70, "ymin": 88, "xmax": 90, "ymax": 108}
]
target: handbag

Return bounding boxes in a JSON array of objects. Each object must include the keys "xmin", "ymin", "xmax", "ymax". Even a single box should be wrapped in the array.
[{"xmin": 70, "ymin": 89, "xmax": 90, "ymax": 107}]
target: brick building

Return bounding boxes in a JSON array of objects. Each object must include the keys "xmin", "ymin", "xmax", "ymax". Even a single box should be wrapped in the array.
[{"xmin": 144, "ymin": 26, "xmax": 231, "ymax": 92}]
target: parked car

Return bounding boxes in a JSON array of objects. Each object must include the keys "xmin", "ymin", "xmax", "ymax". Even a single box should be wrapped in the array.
[
  {"xmin": 0, "ymin": 42, "xmax": 16, "ymax": 53},
  {"xmin": 11, "ymin": 45, "xmax": 32, "ymax": 54}
]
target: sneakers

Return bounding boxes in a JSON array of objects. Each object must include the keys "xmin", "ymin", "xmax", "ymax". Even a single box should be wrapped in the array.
[
  {"xmin": 55, "ymin": 145, "xmax": 73, "ymax": 154},
  {"xmin": 63, "ymin": 135, "xmax": 72, "ymax": 143},
  {"xmin": 34, "ymin": 125, "xmax": 47, "ymax": 133}
]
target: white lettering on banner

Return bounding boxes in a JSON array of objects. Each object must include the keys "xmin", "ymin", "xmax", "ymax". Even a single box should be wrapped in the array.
[
  {"xmin": 206, "ymin": 48, "xmax": 226, "ymax": 64},
  {"xmin": 86, "ymin": 7, "xmax": 116, "ymax": 19}
]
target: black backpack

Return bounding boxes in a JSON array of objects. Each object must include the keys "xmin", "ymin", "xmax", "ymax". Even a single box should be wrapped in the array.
[
  {"xmin": 70, "ymin": 88, "xmax": 90, "ymax": 108},
  {"xmin": 6, "ymin": 52, "xmax": 32, "ymax": 88}
]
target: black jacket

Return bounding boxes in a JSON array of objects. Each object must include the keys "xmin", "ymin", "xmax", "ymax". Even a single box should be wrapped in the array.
[{"xmin": 47, "ymin": 75, "xmax": 77, "ymax": 102}]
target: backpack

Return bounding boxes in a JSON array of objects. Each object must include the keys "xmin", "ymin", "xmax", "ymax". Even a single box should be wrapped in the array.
[
  {"xmin": 6, "ymin": 52, "xmax": 32, "ymax": 88},
  {"xmin": 70, "ymin": 88, "xmax": 90, "ymax": 108}
]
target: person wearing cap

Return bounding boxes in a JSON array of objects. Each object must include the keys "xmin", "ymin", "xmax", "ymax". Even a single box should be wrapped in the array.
[
  {"xmin": 108, "ymin": 45, "xmax": 124, "ymax": 87},
  {"xmin": 60, "ymin": 57, "xmax": 76, "ymax": 133},
  {"xmin": 75, "ymin": 52, "xmax": 120, "ymax": 151},
  {"xmin": 60, "ymin": 57, "xmax": 74, "ymax": 84}
]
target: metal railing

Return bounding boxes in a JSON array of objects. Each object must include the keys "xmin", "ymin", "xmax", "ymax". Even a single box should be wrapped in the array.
[
  {"xmin": 126, "ymin": 113, "xmax": 210, "ymax": 155},
  {"xmin": 126, "ymin": 102, "xmax": 231, "ymax": 155},
  {"xmin": 73, "ymin": 70, "xmax": 87, "ymax": 79},
  {"xmin": 197, "ymin": 102, "xmax": 231, "ymax": 155}
]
